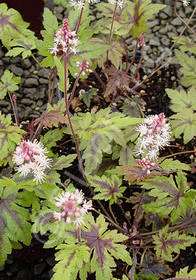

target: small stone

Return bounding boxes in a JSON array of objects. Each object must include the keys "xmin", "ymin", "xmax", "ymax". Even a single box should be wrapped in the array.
[
  {"xmin": 159, "ymin": 26, "xmax": 168, "ymax": 34},
  {"xmin": 9, "ymin": 65, "xmax": 23, "ymax": 76},
  {"xmin": 171, "ymin": 18, "xmax": 182, "ymax": 26},
  {"xmin": 160, "ymin": 12, "xmax": 168, "ymax": 19},
  {"xmin": 38, "ymin": 68, "xmax": 50, "ymax": 78},
  {"xmin": 21, "ymin": 58, "xmax": 31, "ymax": 68},
  {"xmin": 39, "ymin": 78, "xmax": 49, "ymax": 84},
  {"xmin": 147, "ymin": 19, "xmax": 159, "ymax": 28},
  {"xmin": 160, "ymin": 37, "xmax": 170, "ymax": 46},
  {"xmin": 163, "ymin": 6, "xmax": 173, "ymax": 17},
  {"xmin": 149, "ymin": 38, "xmax": 160, "ymax": 46},
  {"xmin": 171, "ymin": 76, "xmax": 176, "ymax": 81},
  {"xmin": 21, "ymin": 98, "xmax": 35, "ymax": 106},
  {"xmin": 2, "ymin": 57, "xmax": 10, "ymax": 64},
  {"xmin": 24, "ymin": 78, "xmax": 39, "ymax": 87}
]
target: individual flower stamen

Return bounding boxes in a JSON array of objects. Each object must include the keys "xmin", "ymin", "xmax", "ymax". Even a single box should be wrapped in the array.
[
  {"xmin": 54, "ymin": 189, "xmax": 92, "ymax": 226},
  {"xmin": 13, "ymin": 140, "xmax": 52, "ymax": 184}
]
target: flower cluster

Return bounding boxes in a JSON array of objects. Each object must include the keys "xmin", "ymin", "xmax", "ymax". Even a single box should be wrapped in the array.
[
  {"xmin": 135, "ymin": 113, "xmax": 170, "ymax": 160},
  {"xmin": 13, "ymin": 140, "xmax": 52, "ymax": 184},
  {"xmin": 183, "ymin": 0, "xmax": 190, "ymax": 6},
  {"xmin": 54, "ymin": 189, "xmax": 92, "ymax": 226},
  {"xmin": 108, "ymin": 0, "xmax": 124, "ymax": 8},
  {"xmin": 75, "ymin": 59, "xmax": 92, "ymax": 76},
  {"xmin": 70, "ymin": 0, "xmax": 100, "ymax": 9},
  {"xmin": 135, "ymin": 157, "xmax": 155, "ymax": 174},
  {"xmin": 49, "ymin": 18, "xmax": 79, "ymax": 56}
]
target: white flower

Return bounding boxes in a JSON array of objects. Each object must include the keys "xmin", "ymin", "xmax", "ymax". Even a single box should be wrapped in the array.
[
  {"xmin": 183, "ymin": 0, "xmax": 190, "ymax": 6},
  {"xmin": 13, "ymin": 140, "xmax": 52, "ymax": 184}
]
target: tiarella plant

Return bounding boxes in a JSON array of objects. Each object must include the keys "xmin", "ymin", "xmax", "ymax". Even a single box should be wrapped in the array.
[{"xmin": 0, "ymin": 0, "xmax": 196, "ymax": 279}]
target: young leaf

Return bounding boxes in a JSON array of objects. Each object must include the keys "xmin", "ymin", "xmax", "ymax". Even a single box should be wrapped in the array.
[
  {"xmin": 104, "ymin": 65, "xmax": 130, "ymax": 98},
  {"xmin": 117, "ymin": 165, "xmax": 156, "ymax": 183},
  {"xmin": 169, "ymin": 109, "xmax": 196, "ymax": 144},
  {"xmin": 153, "ymin": 225, "xmax": 196, "ymax": 262},
  {"xmin": 0, "ymin": 70, "xmax": 20, "ymax": 99},
  {"xmin": 0, "ymin": 112, "xmax": 25, "ymax": 166},
  {"xmin": 33, "ymin": 110, "xmax": 68, "ymax": 128},
  {"xmin": 176, "ymin": 266, "xmax": 196, "ymax": 278},
  {"xmin": 166, "ymin": 86, "xmax": 196, "ymax": 113},
  {"xmin": 159, "ymin": 158, "xmax": 190, "ymax": 172},
  {"xmin": 89, "ymin": 174, "xmax": 125, "ymax": 204},
  {"xmin": 79, "ymin": 88, "xmax": 97, "ymax": 107}
]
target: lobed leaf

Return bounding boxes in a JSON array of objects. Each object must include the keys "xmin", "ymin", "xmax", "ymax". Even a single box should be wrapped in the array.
[{"xmin": 0, "ymin": 70, "xmax": 20, "ymax": 99}]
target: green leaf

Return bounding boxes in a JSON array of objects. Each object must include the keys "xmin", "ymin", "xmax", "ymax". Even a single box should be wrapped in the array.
[
  {"xmin": 0, "ymin": 182, "xmax": 32, "ymax": 265},
  {"xmin": 153, "ymin": 225, "xmax": 196, "ymax": 262},
  {"xmin": 176, "ymin": 266, "xmax": 196, "ymax": 278},
  {"xmin": 53, "ymin": 154, "xmax": 77, "ymax": 170},
  {"xmin": 175, "ymin": 49, "xmax": 196, "ymax": 87},
  {"xmin": 80, "ymin": 214, "xmax": 132, "ymax": 278},
  {"xmin": 172, "ymin": 36, "xmax": 196, "ymax": 54},
  {"xmin": 159, "ymin": 158, "xmax": 190, "ymax": 171},
  {"xmin": 142, "ymin": 171, "xmax": 195, "ymax": 222},
  {"xmin": 79, "ymin": 88, "xmax": 97, "ymax": 107},
  {"xmin": 166, "ymin": 86, "xmax": 196, "ymax": 113},
  {"xmin": 0, "ymin": 70, "xmax": 20, "ymax": 99},
  {"xmin": 89, "ymin": 174, "xmax": 125, "ymax": 204},
  {"xmin": 52, "ymin": 242, "xmax": 91, "ymax": 280},
  {"xmin": 6, "ymin": 37, "xmax": 36, "ymax": 59},
  {"xmin": 0, "ymin": 3, "xmax": 34, "ymax": 49},
  {"xmin": 169, "ymin": 109, "xmax": 196, "ymax": 144},
  {"xmin": 36, "ymin": 8, "xmax": 59, "ymax": 68},
  {"xmin": 0, "ymin": 112, "xmax": 25, "ymax": 166}
]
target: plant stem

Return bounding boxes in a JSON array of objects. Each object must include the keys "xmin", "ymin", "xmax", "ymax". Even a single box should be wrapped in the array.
[
  {"xmin": 68, "ymin": 70, "xmax": 82, "ymax": 108},
  {"xmin": 126, "ymin": 38, "xmax": 139, "ymax": 73},
  {"xmin": 108, "ymin": 0, "xmax": 118, "ymax": 44},
  {"xmin": 75, "ymin": 0, "xmax": 86, "ymax": 34},
  {"xmin": 132, "ymin": 188, "xmax": 145, "ymax": 229},
  {"xmin": 94, "ymin": 70, "xmax": 106, "ymax": 91}
]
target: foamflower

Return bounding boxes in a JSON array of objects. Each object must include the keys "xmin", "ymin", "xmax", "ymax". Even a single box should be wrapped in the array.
[
  {"xmin": 13, "ymin": 139, "xmax": 52, "ymax": 184},
  {"xmin": 54, "ymin": 189, "xmax": 92, "ymax": 227}
]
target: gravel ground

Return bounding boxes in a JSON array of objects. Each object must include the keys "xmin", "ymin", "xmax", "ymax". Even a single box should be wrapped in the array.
[{"xmin": 0, "ymin": 0, "xmax": 196, "ymax": 279}]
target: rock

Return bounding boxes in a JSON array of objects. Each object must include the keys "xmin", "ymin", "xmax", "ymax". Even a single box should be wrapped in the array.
[
  {"xmin": 24, "ymin": 78, "xmax": 39, "ymax": 87},
  {"xmin": 163, "ymin": 6, "xmax": 173, "ymax": 17},
  {"xmin": 171, "ymin": 18, "xmax": 182, "ymax": 26},
  {"xmin": 39, "ymin": 78, "xmax": 49, "ymax": 84},
  {"xmin": 149, "ymin": 38, "xmax": 160, "ymax": 46},
  {"xmin": 38, "ymin": 68, "xmax": 50, "ymax": 78},
  {"xmin": 9, "ymin": 65, "xmax": 23, "ymax": 76},
  {"xmin": 160, "ymin": 36, "xmax": 170, "ymax": 46},
  {"xmin": 159, "ymin": 26, "xmax": 168, "ymax": 34},
  {"xmin": 147, "ymin": 19, "xmax": 159, "ymax": 28},
  {"xmin": 159, "ymin": 12, "xmax": 168, "ymax": 19},
  {"xmin": 21, "ymin": 98, "xmax": 35, "ymax": 106},
  {"xmin": 21, "ymin": 58, "xmax": 31, "ymax": 69}
]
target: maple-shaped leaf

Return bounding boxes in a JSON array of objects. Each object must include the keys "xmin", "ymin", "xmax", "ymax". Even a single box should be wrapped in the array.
[
  {"xmin": 52, "ymin": 242, "xmax": 91, "ymax": 280},
  {"xmin": 81, "ymin": 214, "xmax": 132, "ymax": 278},
  {"xmin": 153, "ymin": 224, "xmax": 196, "ymax": 262},
  {"xmin": 40, "ymin": 127, "xmax": 65, "ymax": 158},
  {"xmin": 52, "ymin": 154, "xmax": 77, "ymax": 170},
  {"xmin": 121, "ymin": 0, "xmax": 166, "ymax": 38},
  {"xmin": 172, "ymin": 36, "xmax": 196, "ymax": 54},
  {"xmin": 36, "ymin": 8, "xmax": 59, "ymax": 68},
  {"xmin": 0, "ymin": 70, "xmax": 20, "ymax": 99},
  {"xmin": 0, "ymin": 3, "xmax": 34, "ymax": 49},
  {"xmin": 5, "ymin": 37, "xmax": 36, "ymax": 59},
  {"xmin": 175, "ymin": 49, "xmax": 196, "ymax": 87},
  {"xmin": 89, "ymin": 174, "xmax": 125, "ymax": 204},
  {"xmin": 0, "ymin": 180, "xmax": 32, "ymax": 265},
  {"xmin": 0, "ymin": 112, "xmax": 25, "ymax": 166},
  {"xmin": 142, "ymin": 171, "xmax": 195, "ymax": 222},
  {"xmin": 176, "ymin": 266, "xmax": 196, "ymax": 278},
  {"xmin": 159, "ymin": 158, "xmax": 190, "ymax": 172},
  {"xmin": 79, "ymin": 88, "xmax": 97, "ymax": 107},
  {"xmin": 139, "ymin": 252, "xmax": 168, "ymax": 279},
  {"xmin": 104, "ymin": 65, "xmax": 130, "ymax": 97},
  {"xmin": 34, "ymin": 110, "xmax": 68, "ymax": 128},
  {"xmin": 166, "ymin": 86, "xmax": 196, "ymax": 113},
  {"xmin": 169, "ymin": 109, "xmax": 196, "ymax": 144},
  {"xmin": 117, "ymin": 165, "xmax": 156, "ymax": 184},
  {"xmin": 98, "ymin": 40, "xmax": 125, "ymax": 69}
]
